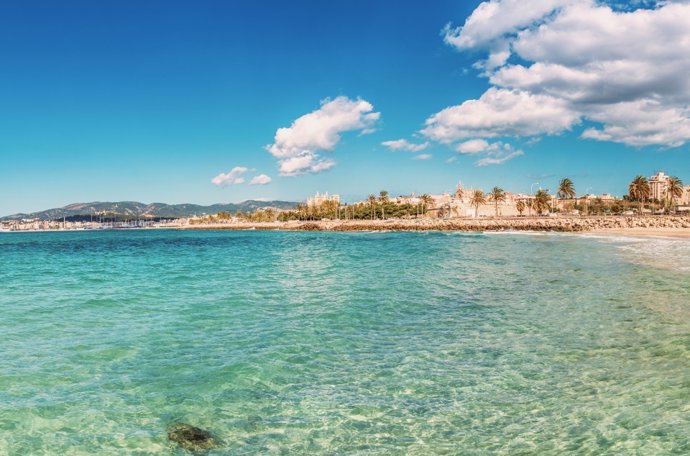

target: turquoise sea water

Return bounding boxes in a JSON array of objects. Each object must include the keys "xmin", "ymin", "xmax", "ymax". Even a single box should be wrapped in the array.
[{"xmin": 0, "ymin": 230, "xmax": 688, "ymax": 455}]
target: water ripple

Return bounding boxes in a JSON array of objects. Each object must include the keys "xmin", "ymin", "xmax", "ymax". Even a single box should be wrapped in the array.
[{"xmin": 0, "ymin": 230, "xmax": 688, "ymax": 455}]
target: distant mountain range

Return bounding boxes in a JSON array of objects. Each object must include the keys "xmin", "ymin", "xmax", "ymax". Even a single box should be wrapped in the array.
[{"xmin": 1, "ymin": 200, "xmax": 297, "ymax": 221}]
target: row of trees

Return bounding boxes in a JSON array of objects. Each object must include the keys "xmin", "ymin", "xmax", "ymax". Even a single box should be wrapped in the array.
[
  {"xmin": 461, "ymin": 178, "xmax": 575, "ymax": 217},
  {"xmin": 232, "ymin": 179, "xmax": 572, "ymax": 221},
  {"xmin": 465, "ymin": 187, "xmax": 507, "ymax": 216},
  {"xmin": 466, "ymin": 186, "xmax": 554, "ymax": 216},
  {"xmin": 208, "ymin": 175, "xmax": 685, "ymax": 222},
  {"xmin": 190, "ymin": 209, "xmax": 281, "ymax": 223},
  {"xmin": 277, "ymin": 191, "xmax": 436, "ymax": 221}
]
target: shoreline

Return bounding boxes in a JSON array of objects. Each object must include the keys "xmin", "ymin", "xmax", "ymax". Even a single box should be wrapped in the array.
[
  {"xmin": 588, "ymin": 228, "xmax": 690, "ymax": 239},
  {"xmin": 4, "ymin": 216, "xmax": 690, "ymax": 238},
  {"xmin": 180, "ymin": 216, "xmax": 690, "ymax": 238}
]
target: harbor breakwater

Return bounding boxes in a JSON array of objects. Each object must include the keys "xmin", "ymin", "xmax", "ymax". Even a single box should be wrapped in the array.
[{"xmin": 184, "ymin": 215, "xmax": 690, "ymax": 233}]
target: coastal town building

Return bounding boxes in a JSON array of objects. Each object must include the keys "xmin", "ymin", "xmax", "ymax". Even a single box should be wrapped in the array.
[
  {"xmin": 649, "ymin": 171, "xmax": 670, "ymax": 201},
  {"xmin": 306, "ymin": 192, "xmax": 340, "ymax": 208},
  {"xmin": 570, "ymin": 193, "xmax": 616, "ymax": 204},
  {"xmin": 427, "ymin": 189, "xmax": 532, "ymax": 218},
  {"xmin": 647, "ymin": 172, "xmax": 689, "ymax": 209},
  {"xmin": 454, "ymin": 182, "xmax": 467, "ymax": 202},
  {"xmin": 508, "ymin": 192, "xmax": 532, "ymax": 204},
  {"xmin": 394, "ymin": 195, "xmax": 422, "ymax": 205}
]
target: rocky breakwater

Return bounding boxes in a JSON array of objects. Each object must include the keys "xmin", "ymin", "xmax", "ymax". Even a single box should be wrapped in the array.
[
  {"xmin": 309, "ymin": 216, "xmax": 690, "ymax": 232},
  {"xmin": 183, "ymin": 216, "xmax": 690, "ymax": 233}
]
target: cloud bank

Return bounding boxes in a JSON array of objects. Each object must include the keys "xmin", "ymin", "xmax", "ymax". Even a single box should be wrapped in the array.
[
  {"xmin": 430, "ymin": 0, "xmax": 690, "ymax": 148},
  {"xmin": 266, "ymin": 96, "xmax": 380, "ymax": 176}
]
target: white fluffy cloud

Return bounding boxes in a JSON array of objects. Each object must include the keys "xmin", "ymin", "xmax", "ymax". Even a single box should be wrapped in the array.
[
  {"xmin": 266, "ymin": 96, "xmax": 380, "ymax": 176},
  {"xmin": 434, "ymin": 0, "xmax": 690, "ymax": 148},
  {"xmin": 457, "ymin": 139, "xmax": 496, "ymax": 154},
  {"xmin": 381, "ymin": 139, "xmax": 429, "ymax": 152},
  {"xmin": 250, "ymin": 174, "xmax": 272, "ymax": 185},
  {"xmin": 412, "ymin": 153, "xmax": 433, "ymax": 160},
  {"xmin": 423, "ymin": 87, "xmax": 579, "ymax": 142},
  {"xmin": 444, "ymin": 0, "xmax": 580, "ymax": 51},
  {"xmin": 211, "ymin": 166, "xmax": 248, "ymax": 186}
]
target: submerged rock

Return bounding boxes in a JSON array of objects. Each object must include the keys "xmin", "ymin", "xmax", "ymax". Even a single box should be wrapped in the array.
[{"xmin": 167, "ymin": 423, "xmax": 217, "ymax": 451}]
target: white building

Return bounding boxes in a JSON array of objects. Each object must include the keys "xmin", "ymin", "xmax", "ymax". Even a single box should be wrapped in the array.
[
  {"xmin": 306, "ymin": 192, "xmax": 340, "ymax": 207},
  {"xmin": 649, "ymin": 172, "xmax": 670, "ymax": 201}
]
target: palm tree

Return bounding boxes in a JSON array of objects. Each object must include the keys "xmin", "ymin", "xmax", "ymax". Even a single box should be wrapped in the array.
[
  {"xmin": 516, "ymin": 200, "xmax": 526, "ymax": 216},
  {"xmin": 534, "ymin": 189, "xmax": 551, "ymax": 215},
  {"xmin": 367, "ymin": 194, "xmax": 377, "ymax": 220},
  {"xmin": 526, "ymin": 199, "xmax": 533, "ymax": 216},
  {"xmin": 666, "ymin": 176, "xmax": 684, "ymax": 212},
  {"xmin": 469, "ymin": 190, "xmax": 486, "ymax": 217},
  {"xmin": 379, "ymin": 190, "xmax": 389, "ymax": 219},
  {"xmin": 488, "ymin": 186, "xmax": 506, "ymax": 216},
  {"xmin": 628, "ymin": 175, "xmax": 650, "ymax": 214},
  {"xmin": 296, "ymin": 203, "xmax": 308, "ymax": 221},
  {"xmin": 558, "ymin": 178, "xmax": 576, "ymax": 199},
  {"xmin": 420, "ymin": 194, "xmax": 433, "ymax": 215},
  {"xmin": 558, "ymin": 178, "xmax": 576, "ymax": 213}
]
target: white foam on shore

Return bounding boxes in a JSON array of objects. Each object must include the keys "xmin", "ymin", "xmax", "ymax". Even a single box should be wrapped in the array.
[
  {"xmin": 573, "ymin": 233, "xmax": 652, "ymax": 243},
  {"xmin": 575, "ymin": 233, "xmax": 690, "ymax": 272},
  {"xmin": 484, "ymin": 230, "xmax": 690, "ymax": 272},
  {"xmin": 483, "ymin": 230, "xmax": 550, "ymax": 237},
  {"xmin": 618, "ymin": 239, "xmax": 690, "ymax": 272}
]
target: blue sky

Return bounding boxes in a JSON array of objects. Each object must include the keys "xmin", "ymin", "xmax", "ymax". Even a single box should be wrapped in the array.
[{"xmin": 1, "ymin": 0, "xmax": 689, "ymax": 215}]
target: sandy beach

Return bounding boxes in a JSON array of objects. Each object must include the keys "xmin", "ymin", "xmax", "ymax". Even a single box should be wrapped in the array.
[{"xmin": 589, "ymin": 228, "xmax": 690, "ymax": 239}]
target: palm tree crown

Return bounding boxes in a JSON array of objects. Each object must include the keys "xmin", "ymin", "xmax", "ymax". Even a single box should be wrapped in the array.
[
  {"xmin": 558, "ymin": 178, "xmax": 576, "ymax": 199},
  {"xmin": 628, "ymin": 176, "xmax": 650, "ymax": 201}
]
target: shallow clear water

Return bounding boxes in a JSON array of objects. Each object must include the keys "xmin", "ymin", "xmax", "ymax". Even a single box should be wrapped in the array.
[{"xmin": 0, "ymin": 230, "xmax": 688, "ymax": 455}]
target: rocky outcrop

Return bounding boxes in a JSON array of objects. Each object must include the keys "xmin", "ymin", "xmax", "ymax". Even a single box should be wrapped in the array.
[{"xmin": 167, "ymin": 423, "xmax": 217, "ymax": 451}]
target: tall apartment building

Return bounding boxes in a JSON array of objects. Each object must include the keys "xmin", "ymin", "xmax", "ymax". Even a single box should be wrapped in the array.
[{"xmin": 648, "ymin": 172, "xmax": 669, "ymax": 201}]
